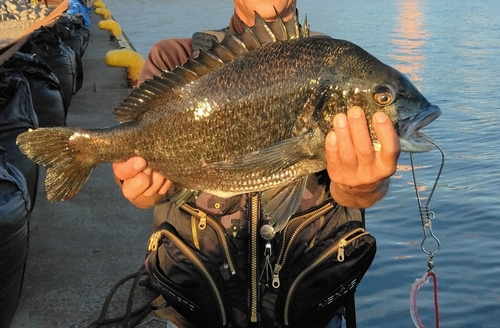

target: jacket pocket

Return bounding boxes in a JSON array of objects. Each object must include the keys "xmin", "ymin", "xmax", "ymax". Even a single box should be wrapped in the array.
[
  {"xmin": 275, "ymin": 220, "xmax": 376, "ymax": 328},
  {"xmin": 147, "ymin": 222, "xmax": 230, "ymax": 328}
]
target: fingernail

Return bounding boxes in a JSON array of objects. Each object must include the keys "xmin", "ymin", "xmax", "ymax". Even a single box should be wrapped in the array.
[
  {"xmin": 133, "ymin": 158, "xmax": 145, "ymax": 170},
  {"xmin": 327, "ymin": 131, "xmax": 337, "ymax": 147},
  {"xmin": 336, "ymin": 114, "xmax": 347, "ymax": 128},
  {"xmin": 348, "ymin": 107, "xmax": 362, "ymax": 119},
  {"xmin": 374, "ymin": 112, "xmax": 387, "ymax": 123}
]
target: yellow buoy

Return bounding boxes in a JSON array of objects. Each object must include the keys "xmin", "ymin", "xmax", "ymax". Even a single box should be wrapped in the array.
[
  {"xmin": 98, "ymin": 20, "xmax": 122, "ymax": 38},
  {"xmin": 105, "ymin": 49, "xmax": 145, "ymax": 87},
  {"xmin": 95, "ymin": 8, "xmax": 112, "ymax": 20},
  {"xmin": 93, "ymin": 1, "xmax": 106, "ymax": 9}
]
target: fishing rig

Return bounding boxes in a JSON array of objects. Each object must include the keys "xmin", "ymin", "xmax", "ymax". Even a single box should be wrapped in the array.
[{"xmin": 408, "ymin": 139, "xmax": 444, "ymax": 328}]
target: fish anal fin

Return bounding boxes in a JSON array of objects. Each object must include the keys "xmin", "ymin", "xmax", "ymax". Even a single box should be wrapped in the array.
[{"xmin": 262, "ymin": 176, "xmax": 308, "ymax": 232}]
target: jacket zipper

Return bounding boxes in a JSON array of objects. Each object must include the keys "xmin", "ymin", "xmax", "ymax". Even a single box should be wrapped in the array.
[
  {"xmin": 272, "ymin": 202, "xmax": 335, "ymax": 288},
  {"xmin": 148, "ymin": 228, "xmax": 228, "ymax": 326},
  {"xmin": 250, "ymin": 193, "xmax": 260, "ymax": 322},
  {"xmin": 181, "ymin": 204, "xmax": 237, "ymax": 276},
  {"xmin": 283, "ymin": 228, "xmax": 370, "ymax": 325}
]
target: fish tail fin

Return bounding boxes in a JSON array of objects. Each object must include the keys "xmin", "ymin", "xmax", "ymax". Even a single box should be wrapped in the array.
[{"xmin": 16, "ymin": 127, "xmax": 96, "ymax": 202}]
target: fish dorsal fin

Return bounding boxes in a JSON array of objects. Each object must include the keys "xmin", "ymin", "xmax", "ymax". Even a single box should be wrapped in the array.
[
  {"xmin": 113, "ymin": 7, "xmax": 308, "ymax": 123},
  {"xmin": 113, "ymin": 71, "xmax": 193, "ymax": 122},
  {"xmin": 301, "ymin": 14, "xmax": 310, "ymax": 37}
]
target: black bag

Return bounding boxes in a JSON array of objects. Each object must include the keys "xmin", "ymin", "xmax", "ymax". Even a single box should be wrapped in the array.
[
  {"xmin": 52, "ymin": 14, "xmax": 91, "ymax": 93},
  {"xmin": 0, "ymin": 147, "xmax": 30, "ymax": 328},
  {"xmin": 56, "ymin": 13, "xmax": 90, "ymax": 55},
  {"xmin": 0, "ymin": 69, "xmax": 39, "ymax": 212},
  {"xmin": 3, "ymin": 52, "xmax": 66, "ymax": 127},
  {"xmin": 148, "ymin": 221, "xmax": 242, "ymax": 328},
  {"xmin": 146, "ymin": 199, "xmax": 376, "ymax": 328},
  {"xmin": 20, "ymin": 26, "xmax": 77, "ymax": 109}
]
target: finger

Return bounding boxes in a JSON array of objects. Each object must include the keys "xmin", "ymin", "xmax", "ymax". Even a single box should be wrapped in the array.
[
  {"xmin": 158, "ymin": 179, "xmax": 172, "ymax": 195},
  {"xmin": 346, "ymin": 107, "xmax": 375, "ymax": 165},
  {"xmin": 373, "ymin": 112, "xmax": 400, "ymax": 172},
  {"xmin": 122, "ymin": 171, "xmax": 153, "ymax": 200},
  {"xmin": 332, "ymin": 113, "xmax": 357, "ymax": 168},
  {"xmin": 143, "ymin": 171, "xmax": 169, "ymax": 197},
  {"xmin": 112, "ymin": 157, "xmax": 147, "ymax": 181},
  {"xmin": 325, "ymin": 130, "xmax": 341, "ymax": 173}
]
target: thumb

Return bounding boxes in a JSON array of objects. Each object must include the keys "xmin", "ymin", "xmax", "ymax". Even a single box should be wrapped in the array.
[{"xmin": 113, "ymin": 157, "xmax": 147, "ymax": 180}]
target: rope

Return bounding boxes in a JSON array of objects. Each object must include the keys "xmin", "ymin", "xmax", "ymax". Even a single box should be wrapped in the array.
[{"xmin": 87, "ymin": 265, "xmax": 158, "ymax": 327}]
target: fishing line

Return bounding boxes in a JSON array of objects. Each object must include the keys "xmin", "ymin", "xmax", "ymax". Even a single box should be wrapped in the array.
[{"xmin": 408, "ymin": 138, "xmax": 444, "ymax": 328}]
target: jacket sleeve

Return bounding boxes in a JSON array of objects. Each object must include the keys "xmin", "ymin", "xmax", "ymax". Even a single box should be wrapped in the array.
[{"xmin": 137, "ymin": 38, "xmax": 193, "ymax": 86}]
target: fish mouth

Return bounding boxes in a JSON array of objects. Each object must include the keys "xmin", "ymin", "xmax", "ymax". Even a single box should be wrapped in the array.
[{"xmin": 397, "ymin": 104, "xmax": 441, "ymax": 152}]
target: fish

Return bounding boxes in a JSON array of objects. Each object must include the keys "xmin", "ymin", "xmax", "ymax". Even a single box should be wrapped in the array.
[{"xmin": 16, "ymin": 9, "xmax": 440, "ymax": 231}]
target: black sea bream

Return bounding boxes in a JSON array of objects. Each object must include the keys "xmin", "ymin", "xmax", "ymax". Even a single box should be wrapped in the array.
[{"xmin": 16, "ymin": 10, "xmax": 440, "ymax": 226}]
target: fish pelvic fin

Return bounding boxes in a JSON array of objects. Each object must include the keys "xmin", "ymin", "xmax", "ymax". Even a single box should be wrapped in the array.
[
  {"xmin": 16, "ymin": 127, "xmax": 95, "ymax": 202},
  {"xmin": 112, "ymin": 6, "xmax": 309, "ymax": 123},
  {"xmin": 262, "ymin": 176, "xmax": 308, "ymax": 232}
]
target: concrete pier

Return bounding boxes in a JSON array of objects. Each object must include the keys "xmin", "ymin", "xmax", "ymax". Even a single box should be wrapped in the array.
[{"xmin": 10, "ymin": 8, "xmax": 161, "ymax": 328}]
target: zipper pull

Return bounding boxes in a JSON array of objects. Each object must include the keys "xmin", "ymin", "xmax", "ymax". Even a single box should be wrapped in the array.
[
  {"xmin": 337, "ymin": 238, "xmax": 347, "ymax": 262},
  {"xmin": 148, "ymin": 231, "xmax": 163, "ymax": 252},
  {"xmin": 272, "ymin": 264, "xmax": 282, "ymax": 288},
  {"xmin": 197, "ymin": 210, "xmax": 207, "ymax": 230},
  {"xmin": 219, "ymin": 262, "xmax": 232, "ymax": 281},
  {"xmin": 259, "ymin": 242, "xmax": 274, "ymax": 288},
  {"xmin": 230, "ymin": 219, "xmax": 240, "ymax": 237}
]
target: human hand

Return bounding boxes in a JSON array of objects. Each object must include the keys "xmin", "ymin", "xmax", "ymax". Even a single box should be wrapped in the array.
[
  {"xmin": 112, "ymin": 157, "xmax": 172, "ymax": 209},
  {"xmin": 325, "ymin": 106, "xmax": 400, "ymax": 208}
]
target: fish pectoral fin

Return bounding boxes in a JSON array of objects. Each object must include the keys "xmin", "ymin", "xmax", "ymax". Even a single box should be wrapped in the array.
[
  {"xmin": 262, "ymin": 176, "xmax": 308, "ymax": 232},
  {"xmin": 208, "ymin": 133, "xmax": 319, "ymax": 174}
]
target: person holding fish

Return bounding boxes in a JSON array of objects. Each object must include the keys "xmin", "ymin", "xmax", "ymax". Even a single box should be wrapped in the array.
[
  {"xmin": 114, "ymin": 1, "xmax": 400, "ymax": 211},
  {"xmin": 110, "ymin": 1, "xmax": 403, "ymax": 328},
  {"xmin": 16, "ymin": 0, "xmax": 439, "ymax": 326},
  {"xmin": 108, "ymin": 2, "xmax": 401, "ymax": 328}
]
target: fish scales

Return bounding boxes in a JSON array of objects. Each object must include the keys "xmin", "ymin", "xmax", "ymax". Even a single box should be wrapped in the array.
[
  {"xmin": 16, "ymin": 9, "xmax": 440, "ymax": 228},
  {"xmin": 135, "ymin": 46, "xmax": 321, "ymax": 188},
  {"xmin": 129, "ymin": 38, "xmax": 379, "ymax": 188}
]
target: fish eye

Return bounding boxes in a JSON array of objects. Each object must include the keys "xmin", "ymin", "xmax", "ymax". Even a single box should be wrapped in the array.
[{"xmin": 373, "ymin": 84, "xmax": 396, "ymax": 106}]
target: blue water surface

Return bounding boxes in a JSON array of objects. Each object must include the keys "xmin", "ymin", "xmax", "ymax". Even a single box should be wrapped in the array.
[{"xmin": 104, "ymin": 0, "xmax": 500, "ymax": 326}]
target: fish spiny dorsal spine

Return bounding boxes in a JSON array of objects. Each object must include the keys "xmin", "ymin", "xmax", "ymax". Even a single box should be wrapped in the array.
[{"xmin": 112, "ymin": 6, "xmax": 309, "ymax": 123}]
